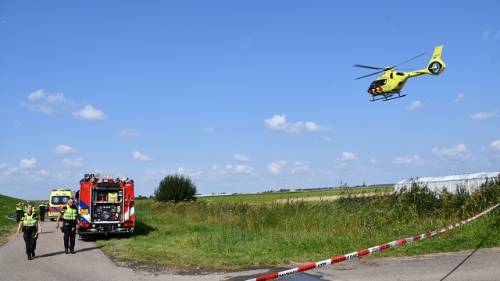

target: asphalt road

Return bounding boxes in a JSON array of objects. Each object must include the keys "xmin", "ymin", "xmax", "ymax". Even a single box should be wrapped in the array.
[{"xmin": 1, "ymin": 221, "xmax": 499, "ymax": 281}]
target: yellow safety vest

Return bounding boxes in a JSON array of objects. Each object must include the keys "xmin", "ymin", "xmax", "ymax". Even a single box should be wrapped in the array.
[
  {"xmin": 22, "ymin": 212, "xmax": 38, "ymax": 227},
  {"xmin": 62, "ymin": 205, "xmax": 78, "ymax": 221}
]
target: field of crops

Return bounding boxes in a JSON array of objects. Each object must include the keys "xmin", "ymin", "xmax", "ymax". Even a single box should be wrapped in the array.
[
  {"xmin": 198, "ymin": 186, "xmax": 393, "ymax": 204},
  {"xmin": 97, "ymin": 182, "xmax": 500, "ymax": 270}
]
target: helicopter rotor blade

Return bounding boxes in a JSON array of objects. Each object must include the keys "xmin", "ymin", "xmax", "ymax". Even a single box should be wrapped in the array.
[
  {"xmin": 353, "ymin": 51, "xmax": 427, "ymax": 80},
  {"xmin": 390, "ymin": 52, "xmax": 427, "ymax": 69},
  {"xmin": 353, "ymin": 64, "xmax": 385, "ymax": 70},
  {"xmin": 354, "ymin": 70, "xmax": 385, "ymax": 80}
]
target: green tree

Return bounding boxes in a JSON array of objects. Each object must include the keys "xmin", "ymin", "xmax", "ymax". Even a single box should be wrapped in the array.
[{"xmin": 154, "ymin": 174, "xmax": 197, "ymax": 202}]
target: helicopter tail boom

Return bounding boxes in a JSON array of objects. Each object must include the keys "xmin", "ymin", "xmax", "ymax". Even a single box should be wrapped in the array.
[{"xmin": 406, "ymin": 45, "xmax": 446, "ymax": 77}]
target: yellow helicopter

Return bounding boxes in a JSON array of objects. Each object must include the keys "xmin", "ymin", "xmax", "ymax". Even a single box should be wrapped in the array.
[{"xmin": 354, "ymin": 45, "xmax": 446, "ymax": 102}]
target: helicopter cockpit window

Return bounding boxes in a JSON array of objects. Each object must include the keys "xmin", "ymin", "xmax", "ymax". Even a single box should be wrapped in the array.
[{"xmin": 370, "ymin": 79, "xmax": 387, "ymax": 87}]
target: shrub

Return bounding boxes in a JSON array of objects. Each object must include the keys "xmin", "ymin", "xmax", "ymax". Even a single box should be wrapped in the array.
[
  {"xmin": 154, "ymin": 174, "xmax": 197, "ymax": 203},
  {"xmin": 397, "ymin": 181, "xmax": 440, "ymax": 216}
]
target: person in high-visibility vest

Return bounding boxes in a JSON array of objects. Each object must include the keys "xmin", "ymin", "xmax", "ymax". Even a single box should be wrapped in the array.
[
  {"xmin": 38, "ymin": 202, "xmax": 47, "ymax": 222},
  {"xmin": 15, "ymin": 202, "xmax": 24, "ymax": 222},
  {"xmin": 56, "ymin": 198, "xmax": 79, "ymax": 254},
  {"xmin": 16, "ymin": 204, "xmax": 41, "ymax": 260}
]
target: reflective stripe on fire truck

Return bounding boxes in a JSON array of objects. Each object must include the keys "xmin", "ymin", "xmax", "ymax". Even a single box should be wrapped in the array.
[{"xmin": 124, "ymin": 206, "xmax": 135, "ymax": 221}]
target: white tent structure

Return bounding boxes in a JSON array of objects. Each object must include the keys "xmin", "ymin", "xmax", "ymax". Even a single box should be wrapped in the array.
[{"xmin": 394, "ymin": 171, "xmax": 500, "ymax": 194}]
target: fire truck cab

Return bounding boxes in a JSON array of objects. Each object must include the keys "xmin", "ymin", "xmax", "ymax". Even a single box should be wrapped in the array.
[{"xmin": 77, "ymin": 173, "xmax": 135, "ymax": 237}]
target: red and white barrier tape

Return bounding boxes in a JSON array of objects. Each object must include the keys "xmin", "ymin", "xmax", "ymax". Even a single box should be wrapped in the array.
[{"xmin": 247, "ymin": 203, "xmax": 499, "ymax": 281}]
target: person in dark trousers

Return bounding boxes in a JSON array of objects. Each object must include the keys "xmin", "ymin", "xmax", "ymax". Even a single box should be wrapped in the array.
[
  {"xmin": 16, "ymin": 204, "xmax": 41, "ymax": 260},
  {"xmin": 38, "ymin": 202, "xmax": 46, "ymax": 222},
  {"xmin": 15, "ymin": 202, "xmax": 24, "ymax": 222},
  {"xmin": 56, "ymin": 198, "xmax": 79, "ymax": 254}
]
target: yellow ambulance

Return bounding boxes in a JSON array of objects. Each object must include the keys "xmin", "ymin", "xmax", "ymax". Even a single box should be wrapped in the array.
[{"xmin": 48, "ymin": 188, "xmax": 73, "ymax": 220}]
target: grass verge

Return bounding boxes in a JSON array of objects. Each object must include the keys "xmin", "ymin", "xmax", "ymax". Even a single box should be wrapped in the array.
[{"xmin": 0, "ymin": 194, "xmax": 20, "ymax": 245}]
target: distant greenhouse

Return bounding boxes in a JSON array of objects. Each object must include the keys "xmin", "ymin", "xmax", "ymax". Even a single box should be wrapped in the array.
[{"xmin": 395, "ymin": 171, "xmax": 500, "ymax": 194}]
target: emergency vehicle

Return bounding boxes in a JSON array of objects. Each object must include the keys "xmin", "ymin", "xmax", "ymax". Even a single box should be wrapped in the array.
[
  {"xmin": 77, "ymin": 173, "xmax": 135, "ymax": 237},
  {"xmin": 48, "ymin": 188, "xmax": 73, "ymax": 220}
]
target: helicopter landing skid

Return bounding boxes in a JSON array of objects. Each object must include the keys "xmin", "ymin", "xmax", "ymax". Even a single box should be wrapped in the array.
[{"xmin": 370, "ymin": 93, "xmax": 406, "ymax": 102}]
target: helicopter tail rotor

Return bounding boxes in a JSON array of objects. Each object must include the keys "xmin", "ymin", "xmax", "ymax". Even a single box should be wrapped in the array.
[{"xmin": 426, "ymin": 45, "xmax": 446, "ymax": 75}]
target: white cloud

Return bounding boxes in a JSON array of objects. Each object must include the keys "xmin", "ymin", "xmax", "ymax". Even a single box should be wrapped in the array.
[
  {"xmin": 289, "ymin": 162, "xmax": 310, "ymax": 174},
  {"xmin": 469, "ymin": 111, "xmax": 499, "ymax": 120},
  {"xmin": 55, "ymin": 144, "xmax": 77, "ymax": 155},
  {"xmin": 405, "ymin": 100, "xmax": 423, "ymax": 111},
  {"xmin": 144, "ymin": 162, "xmax": 256, "ymax": 182},
  {"xmin": 453, "ymin": 93, "xmax": 464, "ymax": 103},
  {"xmin": 204, "ymin": 127, "xmax": 216, "ymax": 134},
  {"xmin": 392, "ymin": 155, "xmax": 422, "ymax": 166},
  {"xmin": 143, "ymin": 170, "xmax": 169, "ymax": 181},
  {"xmin": 28, "ymin": 90, "xmax": 45, "ymax": 101},
  {"xmin": 489, "ymin": 139, "xmax": 500, "ymax": 151},
  {"xmin": 35, "ymin": 169, "xmax": 49, "ymax": 176},
  {"xmin": 24, "ymin": 90, "xmax": 70, "ymax": 115},
  {"xmin": 175, "ymin": 167, "xmax": 186, "ymax": 174},
  {"xmin": 117, "ymin": 129, "xmax": 140, "ymax": 138},
  {"xmin": 5, "ymin": 159, "xmax": 50, "ymax": 183},
  {"xmin": 267, "ymin": 161, "xmax": 288, "ymax": 175},
  {"xmin": 432, "ymin": 143, "xmax": 470, "ymax": 160},
  {"xmin": 207, "ymin": 163, "xmax": 257, "ymax": 177},
  {"xmin": 264, "ymin": 114, "xmax": 327, "ymax": 133},
  {"xmin": 2, "ymin": 167, "xmax": 19, "ymax": 176},
  {"xmin": 233, "ymin": 164, "xmax": 255, "ymax": 175},
  {"xmin": 62, "ymin": 158, "xmax": 83, "ymax": 168},
  {"xmin": 132, "ymin": 151, "xmax": 152, "ymax": 162},
  {"xmin": 233, "ymin": 153, "xmax": 249, "ymax": 162},
  {"xmin": 45, "ymin": 93, "xmax": 67, "ymax": 103},
  {"xmin": 370, "ymin": 158, "xmax": 377, "ymax": 164},
  {"xmin": 482, "ymin": 29, "xmax": 500, "ymax": 40},
  {"xmin": 324, "ymin": 136, "xmax": 332, "ymax": 142},
  {"xmin": 74, "ymin": 105, "xmax": 106, "ymax": 120},
  {"xmin": 19, "ymin": 158, "xmax": 37, "ymax": 170},
  {"xmin": 266, "ymin": 161, "xmax": 310, "ymax": 175},
  {"xmin": 24, "ymin": 90, "xmax": 109, "ymax": 122},
  {"xmin": 340, "ymin": 152, "xmax": 357, "ymax": 162},
  {"xmin": 0, "ymin": 161, "xmax": 52, "ymax": 183}
]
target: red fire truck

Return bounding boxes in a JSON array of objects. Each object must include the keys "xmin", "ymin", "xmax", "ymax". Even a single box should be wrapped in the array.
[{"xmin": 77, "ymin": 173, "xmax": 135, "ymax": 237}]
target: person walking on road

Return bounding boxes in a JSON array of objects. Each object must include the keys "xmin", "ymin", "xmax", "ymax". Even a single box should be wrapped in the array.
[
  {"xmin": 22, "ymin": 201, "xmax": 27, "ymax": 214},
  {"xmin": 38, "ymin": 202, "xmax": 47, "ymax": 222},
  {"xmin": 15, "ymin": 202, "xmax": 24, "ymax": 222},
  {"xmin": 56, "ymin": 198, "xmax": 79, "ymax": 254},
  {"xmin": 16, "ymin": 204, "xmax": 41, "ymax": 260}
]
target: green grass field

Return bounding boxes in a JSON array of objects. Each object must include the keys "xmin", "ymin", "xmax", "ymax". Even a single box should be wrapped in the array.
[
  {"xmin": 97, "ymin": 184, "xmax": 500, "ymax": 270},
  {"xmin": 0, "ymin": 194, "xmax": 20, "ymax": 245}
]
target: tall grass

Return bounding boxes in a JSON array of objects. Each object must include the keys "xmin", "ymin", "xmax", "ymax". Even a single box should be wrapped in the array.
[
  {"xmin": 393, "ymin": 177, "xmax": 500, "ymax": 218},
  {"xmin": 98, "ymin": 180, "xmax": 500, "ymax": 270},
  {"xmin": 0, "ymin": 194, "xmax": 19, "ymax": 244}
]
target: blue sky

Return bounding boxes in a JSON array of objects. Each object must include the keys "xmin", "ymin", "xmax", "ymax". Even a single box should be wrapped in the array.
[{"xmin": 1, "ymin": 1, "xmax": 499, "ymax": 199}]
